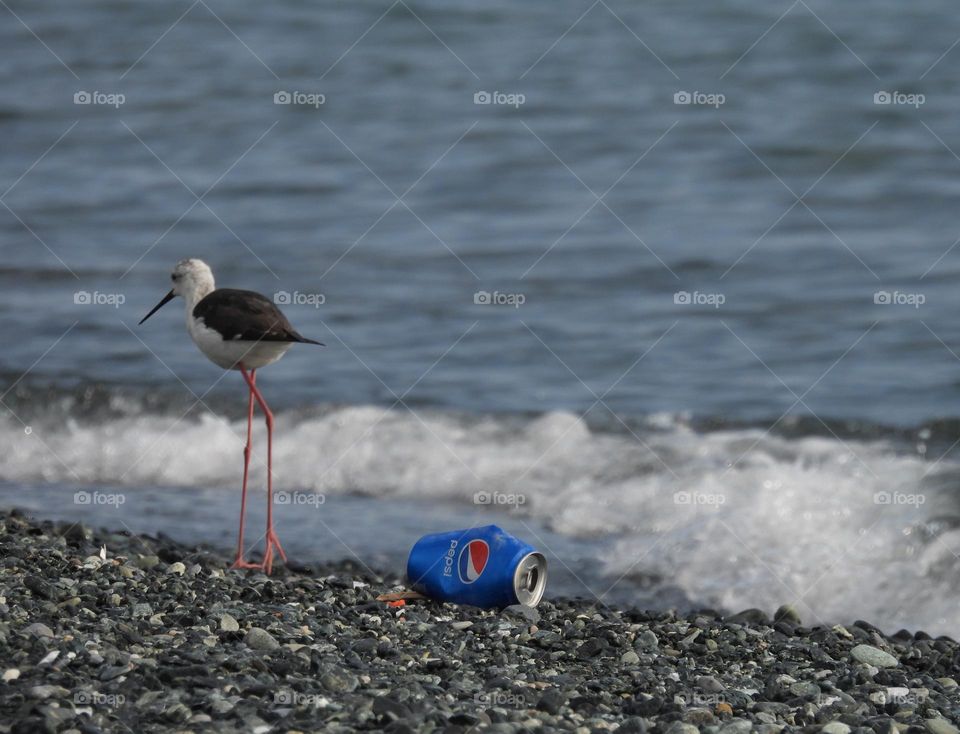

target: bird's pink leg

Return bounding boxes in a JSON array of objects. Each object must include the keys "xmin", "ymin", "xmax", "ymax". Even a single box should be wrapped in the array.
[
  {"xmin": 231, "ymin": 368, "xmax": 260, "ymax": 570},
  {"xmin": 241, "ymin": 368, "xmax": 287, "ymax": 574}
]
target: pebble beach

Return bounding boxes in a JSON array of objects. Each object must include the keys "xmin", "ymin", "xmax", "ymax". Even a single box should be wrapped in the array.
[{"xmin": 0, "ymin": 508, "xmax": 958, "ymax": 734}]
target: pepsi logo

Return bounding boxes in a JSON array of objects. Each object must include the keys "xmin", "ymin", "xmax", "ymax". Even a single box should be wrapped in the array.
[{"xmin": 457, "ymin": 539, "xmax": 490, "ymax": 584}]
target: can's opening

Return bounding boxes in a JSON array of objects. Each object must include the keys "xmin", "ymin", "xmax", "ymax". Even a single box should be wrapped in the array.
[
  {"xmin": 513, "ymin": 551, "xmax": 547, "ymax": 607},
  {"xmin": 524, "ymin": 567, "xmax": 539, "ymax": 592}
]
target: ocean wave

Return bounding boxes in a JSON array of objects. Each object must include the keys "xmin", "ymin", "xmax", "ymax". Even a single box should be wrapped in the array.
[{"xmin": 2, "ymin": 398, "xmax": 958, "ymax": 634}]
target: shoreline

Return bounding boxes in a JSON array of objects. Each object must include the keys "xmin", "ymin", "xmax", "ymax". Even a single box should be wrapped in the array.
[{"xmin": 0, "ymin": 508, "xmax": 957, "ymax": 733}]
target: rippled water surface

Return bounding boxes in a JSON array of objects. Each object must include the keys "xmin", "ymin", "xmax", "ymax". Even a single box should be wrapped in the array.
[{"xmin": 2, "ymin": 1, "xmax": 960, "ymax": 634}]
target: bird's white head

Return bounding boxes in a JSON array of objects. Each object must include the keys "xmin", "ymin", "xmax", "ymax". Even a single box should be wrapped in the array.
[
  {"xmin": 139, "ymin": 258, "xmax": 215, "ymax": 325},
  {"xmin": 170, "ymin": 258, "xmax": 215, "ymax": 302}
]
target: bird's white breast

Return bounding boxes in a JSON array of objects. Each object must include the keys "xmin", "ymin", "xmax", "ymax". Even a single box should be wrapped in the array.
[{"xmin": 186, "ymin": 314, "xmax": 291, "ymax": 370}]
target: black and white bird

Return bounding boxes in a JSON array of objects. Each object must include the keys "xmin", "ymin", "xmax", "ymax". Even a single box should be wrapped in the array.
[{"xmin": 139, "ymin": 258, "xmax": 323, "ymax": 573}]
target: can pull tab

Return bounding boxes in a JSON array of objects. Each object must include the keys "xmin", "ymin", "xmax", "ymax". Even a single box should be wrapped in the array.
[{"xmin": 519, "ymin": 567, "xmax": 539, "ymax": 593}]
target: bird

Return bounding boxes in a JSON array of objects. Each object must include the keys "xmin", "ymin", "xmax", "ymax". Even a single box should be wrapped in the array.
[{"xmin": 139, "ymin": 258, "xmax": 323, "ymax": 573}]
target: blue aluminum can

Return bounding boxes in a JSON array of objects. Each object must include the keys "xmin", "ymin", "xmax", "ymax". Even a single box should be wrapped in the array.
[{"xmin": 407, "ymin": 525, "xmax": 547, "ymax": 608}]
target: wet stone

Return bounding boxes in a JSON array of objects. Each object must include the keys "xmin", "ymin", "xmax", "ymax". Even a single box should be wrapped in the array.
[
  {"xmin": 926, "ymin": 719, "xmax": 960, "ymax": 734},
  {"xmin": 697, "ymin": 675, "xmax": 724, "ymax": 693},
  {"xmin": 851, "ymin": 644, "xmax": 899, "ymax": 668},
  {"xmin": 372, "ymin": 695, "xmax": 411, "ymax": 721},
  {"xmin": 790, "ymin": 681, "xmax": 821, "ymax": 699},
  {"xmin": 537, "ymin": 688, "xmax": 566, "ymax": 715},
  {"xmin": 23, "ymin": 623, "xmax": 54, "ymax": 639},
  {"xmin": 502, "ymin": 604, "xmax": 540, "ymax": 624},
  {"xmin": 321, "ymin": 668, "xmax": 360, "ymax": 693},
  {"xmin": 243, "ymin": 627, "xmax": 279, "ymax": 651},
  {"xmin": 636, "ymin": 630, "xmax": 659, "ymax": 650}
]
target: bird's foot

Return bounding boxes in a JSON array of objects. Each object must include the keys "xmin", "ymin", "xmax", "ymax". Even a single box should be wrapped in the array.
[
  {"xmin": 261, "ymin": 529, "xmax": 287, "ymax": 575},
  {"xmin": 230, "ymin": 556, "xmax": 262, "ymax": 571}
]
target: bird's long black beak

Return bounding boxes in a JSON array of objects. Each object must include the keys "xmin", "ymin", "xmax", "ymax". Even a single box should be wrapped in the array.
[{"xmin": 139, "ymin": 289, "xmax": 175, "ymax": 325}]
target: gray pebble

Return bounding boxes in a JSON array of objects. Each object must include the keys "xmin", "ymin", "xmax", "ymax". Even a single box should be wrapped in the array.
[
  {"xmin": 789, "ymin": 681, "xmax": 821, "ymax": 699},
  {"xmin": 696, "ymin": 675, "xmax": 724, "ymax": 693},
  {"xmin": 502, "ymin": 604, "xmax": 540, "ymax": 624},
  {"xmin": 133, "ymin": 554, "xmax": 159, "ymax": 569},
  {"xmin": 243, "ymin": 626, "xmax": 279, "ymax": 651},
  {"xmin": 536, "ymin": 688, "xmax": 565, "ymax": 715},
  {"xmin": 851, "ymin": 644, "xmax": 898, "ymax": 668},
  {"xmin": 322, "ymin": 668, "xmax": 360, "ymax": 693},
  {"xmin": 23, "ymin": 622, "xmax": 54, "ymax": 638},
  {"xmin": 636, "ymin": 629, "xmax": 659, "ymax": 650},
  {"xmin": 684, "ymin": 708, "xmax": 715, "ymax": 726},
  {"xmin": 372, "ymin": 695, "xmax": 411, "ymax": 721},
  {"xmin": 774, "ymin": 604, "xmax": 802, "ymax": 626},
  {"xmin": 29, "ymin": 685, "xmax": 68, "ymax": 700},
  {"xmin": 926, "ymin": 719, "xmax": 960, "ymax": 734}
]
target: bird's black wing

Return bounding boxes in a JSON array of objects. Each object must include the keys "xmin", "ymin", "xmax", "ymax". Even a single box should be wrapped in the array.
[{"xmin": 193, "ymin": 289, "xmax": 323, "ymax": 344}]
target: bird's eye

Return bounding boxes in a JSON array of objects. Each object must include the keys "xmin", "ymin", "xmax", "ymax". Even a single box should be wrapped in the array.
[{"xmin": 171, "ymin": 274, "xmax": 179, "ymax": 281}]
